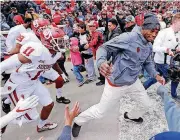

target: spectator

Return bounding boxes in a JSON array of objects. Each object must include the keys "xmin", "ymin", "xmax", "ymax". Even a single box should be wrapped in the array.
[
  {"xmin": 124, "ymin": 15, "xmax": 136, "ymax": 32},
  {"xmin": 92, "ymin": 5, "xmax": 99, "ymax": 15},
  {"xmin": 25, "ymin": 7, "xmax": 39, "ymax": 20},
  {"xmin": 71, "ymin": 24, "xmax": 80, "ymax": 38},
  {"xmin": 149, "ymin": 86, "xmax": 180, "ymax": 140},
  {"xmin": 164, "ymin": 12, "xmax": 172, "ymax": 28},
  {"xmin": 53, "ymin": 2, "xmax": 63, "ymax": 11},
  {"xmin": 52, "ymin": 9, "xmax": 61, "ymax": 25},
  {"xmin": 57, "ymin": 52, "xmax": 69, "ymax": 79},
  {"xmin": 105, "ymin": 18, "xmax": 122, "ymax": 42},
  {"xmin": 66, "ymin": 3, "xmax": 72, "ymax": 13},
  {"xmin": 15, "ymin": 1, "xmax": 28, "ymax": 15},
  {"xmin": 85, "ymin": 20, "xmax": 104, "ymax": 59},
  {"xmin": 64, "ymin": 20, "xmax": 73, "ymax": 37},
  {"xmin": 77, "ymin": 11, "xmax": 85, "ymax": 22},
  {"xmin": 7, "ymin": 7, "xmax": 24, "ymax": 27},
  {"xmin": 143, "ymin": 13, "xmax": 180, "ymax": 98},
  {"xmin": 67, "ymin": 12, "xmax": 75, "ymax": 27},
  {"xmin": 39, "ymin": 9, "xmax": 51, "ymax": 20},
  {"xmin": 98, "ymin": 11, "xmax": 109, "ymax": 35},
  {"xmin": 157, "ymin": 14, "xmax": 166, "ymax": 30},
  {"xmin": 0, "ymin": 12, "xmax": 10, "ymax": 31},
  {"xmin": 27, "ymin": 1, "xmax": 40, "ymax": 13},
  {"xmin": 1, "ymin": 2, "xmax": 11, "ymax": 19},
  {"xmin": 0, "ymin": 34, "xmax": 7, "ymax": 62},
  {"xmin": 60, "ymin": 15, "xmax": 67, "ymax": 25},
  {"xmin": 116, "ymin": 11, "xmax": 126, "ymax": 33},
  {"xmin": 78, "ymin": 22, "xmax": 96, "ymax": 84},
  {"xmin": 96, "ymin": 18, "xmax": 121, "ymax": 86},
  {"xmin": 69, "ymin": 37, "xmax": 84, "ymax": 87}
]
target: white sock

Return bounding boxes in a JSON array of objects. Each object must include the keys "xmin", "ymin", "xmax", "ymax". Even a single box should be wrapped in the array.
[
  {"xmin": 56, "ymin": 88, "xmax": 62, "ymax": 98},
  {"xmin": 38, "ymin": 119, "xmax": 47, "ymax": 128}
]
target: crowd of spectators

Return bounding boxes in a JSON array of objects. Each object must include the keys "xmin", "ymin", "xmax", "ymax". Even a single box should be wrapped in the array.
[
  {"xmin": 0, "ymin": 0, "xmax": 180, "ymax": 86},
  {"xmin": 1, "ymin": 0, "xmax": 180, "ymax": 140}
]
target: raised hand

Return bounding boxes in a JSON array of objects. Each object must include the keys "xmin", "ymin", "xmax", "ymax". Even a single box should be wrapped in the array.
[{"xmin": 65, "ymin": 102, "xmax": 80, "ymax": 126}]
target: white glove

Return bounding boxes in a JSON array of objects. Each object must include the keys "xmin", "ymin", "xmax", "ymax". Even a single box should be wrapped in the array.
[
  {"xmin": 61, "ymin": 73, "xmax": 69, "ymax": 82},
  {"xmin": 11, "ymin": 95, "xmax": 39, "ymax": 118}
]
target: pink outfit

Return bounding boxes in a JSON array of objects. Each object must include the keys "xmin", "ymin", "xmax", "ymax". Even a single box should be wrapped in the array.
[{"xmin": 70, "ymin": 37, "xmax": 82, "ymax": 66}]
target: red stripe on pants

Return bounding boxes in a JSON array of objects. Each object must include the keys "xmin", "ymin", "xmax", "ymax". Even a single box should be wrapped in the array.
[{"xmin": 9, "ymin": 94, "xmax": 16, "ymax": 106}]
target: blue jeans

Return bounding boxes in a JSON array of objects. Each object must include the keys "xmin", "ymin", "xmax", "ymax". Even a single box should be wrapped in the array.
[
  {"xmin": 143, "ymin": 69, "xmax": 151, "ymax": 80},
  {"xmin": 143, "ymin": 63, "xmax": 179, "ymax": 97},
  {"xmin": 73, "ymin": 65, "xmax": 83, "ymax": 83},
  {"xmin": 163, "ymin": 90, "xmax": 180, "ymax": 131},
  {"xmin": 39, "ymin": 76, "xmax": 46, "ymax": 84}
]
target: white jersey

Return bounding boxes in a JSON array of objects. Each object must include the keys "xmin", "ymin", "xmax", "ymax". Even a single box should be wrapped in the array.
[
  {"xmin": 16, "ymin": 32, "xmax": 41, "ymax": 45},
  {"xmin": 10, "ymin": 41, "xmax": 62, "ymax": 86},
  {"xmin": 6, "ymin": 25, "xmax": 32, "ymax": 52}
]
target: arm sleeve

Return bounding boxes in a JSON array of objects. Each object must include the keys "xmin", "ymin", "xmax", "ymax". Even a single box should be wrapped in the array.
[
  {"xmin": 143, "ymin": 53, "xmax": 159, "ymax": 78},
  {"xmin": 0, "ymin": 54, "xmax": 22, "ymax": 74},
  {"xmin": 6, "ymin": 30, "xmax": 16, "ymax": 52},
  {"xmin": 57, "ymin": 126, "xmax": 71, "ymax": 140},
  {"xmin": 20, "ymin": 44, "xmax": 42, "ymax": 63},
  {"xmin": 153, "ymin": 31, "xmax": 167, "ymax": 53},
  {"xmin": 96, "ymin": 33, "xmax": 130, "ymax": 68}
]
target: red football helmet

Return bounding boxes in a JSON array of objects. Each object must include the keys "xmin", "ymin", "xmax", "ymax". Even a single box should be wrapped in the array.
[
  {"xmin": 31, "ymin": 18, "xmax": 50, "ymax": 36},
  {"xmin": 40, "ymin": 27, "xmax": 68, "ymax": 52}
]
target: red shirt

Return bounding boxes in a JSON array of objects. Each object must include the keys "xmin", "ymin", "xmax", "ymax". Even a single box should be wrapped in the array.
[
  {"xmin": 34, "ymin": 0, "xmax": 43, "ymax": 5},
  {"xmin": 135, "ymin": 13, "xmax": 144, "ymax": 26},
  {"xmin": 52, "ymin": 13, "xmax": 61, "ymax": 24},
  {"xmin": 45, "ymin": 8, "xmax": 51, "ymax": 15},
  {"xmin": 88, "ymin": 31, "xmax": 103, "ymax": 59}
]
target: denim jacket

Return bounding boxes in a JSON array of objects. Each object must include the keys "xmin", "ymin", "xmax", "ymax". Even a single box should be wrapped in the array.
[{"xmin": 96, "ymin": 26, "xmax": 158, "ymax": 86}]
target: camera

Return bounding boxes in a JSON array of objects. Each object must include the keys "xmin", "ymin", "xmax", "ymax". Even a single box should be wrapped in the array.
[{"xmin": 168, "ymin": 52, "xmax": 180, "ymax": 82}]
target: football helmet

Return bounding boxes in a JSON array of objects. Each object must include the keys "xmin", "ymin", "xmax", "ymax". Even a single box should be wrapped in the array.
[
  {"xmin": 40, "ymin": 27, "xmax": 68, "ymax": 52},
  {"xmin": 31, "ymin": 18, "xmax": 50, "ymax": 36}
]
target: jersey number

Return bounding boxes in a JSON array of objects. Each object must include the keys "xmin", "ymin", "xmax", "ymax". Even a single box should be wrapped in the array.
[
  {"xmin": 16, "ymin": 35, "xmax": 25, "ymax": 42},
  {"xmin": 23, "ymin": 47, "xmax": 35, "ymax": 56}
]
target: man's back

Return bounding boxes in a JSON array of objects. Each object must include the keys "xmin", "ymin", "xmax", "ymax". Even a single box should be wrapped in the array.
[{"xmin": 6, "ymin": 25, "xmax": 27, "ymax": 52}]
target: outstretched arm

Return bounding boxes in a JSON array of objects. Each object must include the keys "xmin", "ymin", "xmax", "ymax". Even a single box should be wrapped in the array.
[
  {"xmin": 0, "ymin": 53, "xmax": 31, "ymax": 74},
  {"xmin": 57, "ymin": 102, "xmax": 80, "ymax": 140},
  {"xmin": 157, "ymin": 86, "xmax": 180, "ymax": 131},
  {"xmin": 0, "ymin": 95, "xmax": 39, "ymax": 128}
]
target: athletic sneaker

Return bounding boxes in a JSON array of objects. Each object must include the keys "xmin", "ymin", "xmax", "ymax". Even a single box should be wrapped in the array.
[
  {"xmin": 56, "ymin": 96, "xmax": 71, "ymax": 104},
  {"xmin": 37, "ymin": 122, "xmax": 58, "ymax": 132},
  {"xmin": 2, "ymin": 97, "xmax": 11, "ymax": 114},
  {"xmin": 78, "ymin": 81, "xmax": 85, "ymax": 87},
  {"xmin": 84, "ymin": 78, "xmax": 96, "ymax": 84},
  {"xmin": 72, "ymin": 123, "xmax": 81, "ymax": 137},
  {"xmin": 124, "ymin": 112, "xmax": 143, "ymax": 123}
]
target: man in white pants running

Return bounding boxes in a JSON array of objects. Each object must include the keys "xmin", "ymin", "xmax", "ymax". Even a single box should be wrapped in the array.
[{"xmin": 72, "ymin": 13, "xmax": 166, "ymax": 137}]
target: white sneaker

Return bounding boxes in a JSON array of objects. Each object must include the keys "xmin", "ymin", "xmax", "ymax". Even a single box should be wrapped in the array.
[{"xmin": 37, "ymin": 122, "xmax": 58, "ymax": 132}]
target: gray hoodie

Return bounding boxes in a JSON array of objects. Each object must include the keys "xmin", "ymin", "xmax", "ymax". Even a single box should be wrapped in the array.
[{"xmin": 96, "ymin": 26, "xmax": 158, "ymax": 86}]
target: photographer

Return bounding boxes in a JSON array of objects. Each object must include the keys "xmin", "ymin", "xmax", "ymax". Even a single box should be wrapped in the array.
[
  {"xmin": 25, "ymin": 7, "xmax": 39, "ymax": 20},
  {"xmin": 143, "ymin": 13, "xmax": 180, "ymax": 98}
]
